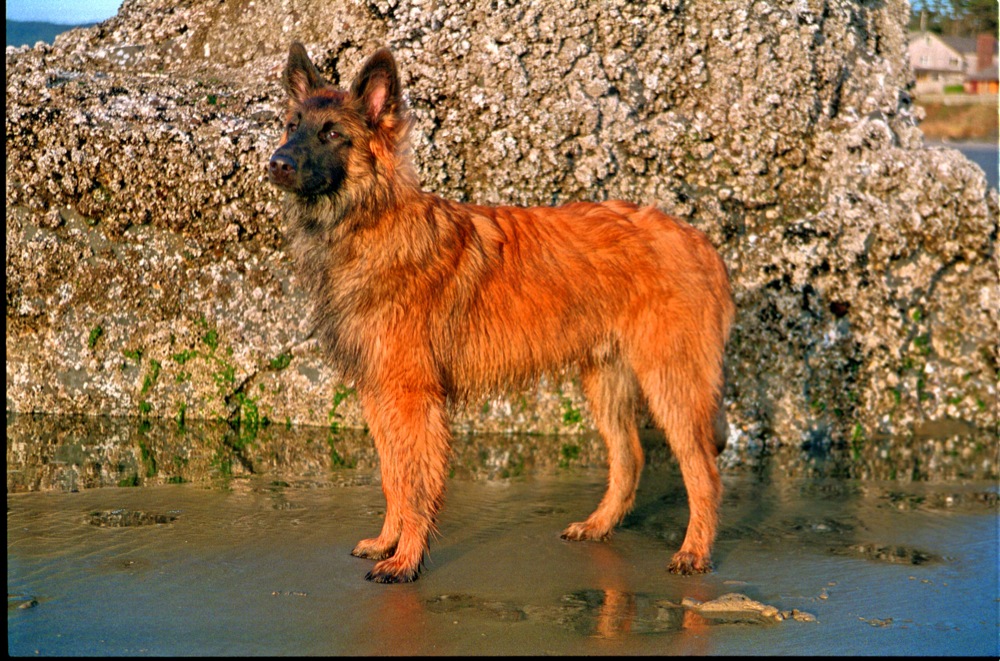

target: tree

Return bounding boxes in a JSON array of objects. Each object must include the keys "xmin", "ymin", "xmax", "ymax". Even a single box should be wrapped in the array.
[
  {"xmin": 910, "ymin": 0, "xmax": 999, "ymax": 36},
  {"xmin": 961, "ymin": 0, "xmax": 999, "ymax": 35}
]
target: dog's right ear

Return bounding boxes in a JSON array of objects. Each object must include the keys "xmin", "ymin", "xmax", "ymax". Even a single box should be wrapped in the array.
[{"xmin": 283, "ymin": 42, "xmax": 327, "ymax": 103}]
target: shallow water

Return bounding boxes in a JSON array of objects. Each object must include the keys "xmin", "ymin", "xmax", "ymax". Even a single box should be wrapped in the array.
[{"xmin": 7, "ymin": 414, "xmax": 999, "ymax": 655}]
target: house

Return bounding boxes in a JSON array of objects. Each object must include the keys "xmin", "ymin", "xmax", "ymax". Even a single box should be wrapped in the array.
[{"xmin": 908, "ymin": 32, "xmax": 997, "ymax": 94}]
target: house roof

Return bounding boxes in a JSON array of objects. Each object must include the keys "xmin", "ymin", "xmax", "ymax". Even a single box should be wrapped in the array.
[
  {"xmin": 908, "ymin": 31, "xmax": 997, "ymax": 58},
  {"xmin": 938, "ymin": 35, "xmax": 979, "ymax": 56}
]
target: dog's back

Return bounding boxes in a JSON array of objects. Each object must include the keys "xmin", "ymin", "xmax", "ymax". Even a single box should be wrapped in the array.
[{"xmin": 412, "ymin": 198, "xmax": 733, "ymax": 401}]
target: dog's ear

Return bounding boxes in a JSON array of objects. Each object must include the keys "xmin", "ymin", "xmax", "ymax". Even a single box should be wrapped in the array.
[
  {"xmin": 283, "ymin": 42, "xmax": 327, "ymax": 103},
  {"xmin": 350, "ymin": 48, "xmax": 402, "ymax": 127}
]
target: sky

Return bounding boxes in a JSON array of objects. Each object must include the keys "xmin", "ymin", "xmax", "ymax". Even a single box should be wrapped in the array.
[{"xmin": 6, "ymin": 0, "xmax": 122, "ymax": 24}]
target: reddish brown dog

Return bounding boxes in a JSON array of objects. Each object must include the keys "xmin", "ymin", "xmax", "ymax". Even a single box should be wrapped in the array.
[{"xmin": 268, "ymin": 44, "xmax": 735, "ymax": 583}]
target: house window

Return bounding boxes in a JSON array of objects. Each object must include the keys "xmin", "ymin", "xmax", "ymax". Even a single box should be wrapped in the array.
[{"xmin": 920, "ymin": 55, "xmax": 929, "ymax": 66}]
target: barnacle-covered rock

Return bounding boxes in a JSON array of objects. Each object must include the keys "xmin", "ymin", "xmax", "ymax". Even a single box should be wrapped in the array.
[{"xmin": 5, "ymin": 0, "xmax": 996, "ymax": 444}]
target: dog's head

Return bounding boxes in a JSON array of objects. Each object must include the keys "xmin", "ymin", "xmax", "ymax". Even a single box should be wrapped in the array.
[{"xmin": 268, "ymin": 44, "xmax": 410, "ymax": 200}]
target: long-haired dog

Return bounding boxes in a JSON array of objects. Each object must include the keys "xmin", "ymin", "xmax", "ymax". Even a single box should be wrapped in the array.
[{"xmin": 269, "ymin": 44, "xmax": 735, "ymax": 583}]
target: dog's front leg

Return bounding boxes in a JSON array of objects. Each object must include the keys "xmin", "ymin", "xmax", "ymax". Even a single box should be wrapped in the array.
[
  {"xmin": 351, "ymin": 434, "xmax": 403, "ymax": 561},
  {"xmin": 356, "ymin": 383, "xmax": 451, "ymax": 583}
]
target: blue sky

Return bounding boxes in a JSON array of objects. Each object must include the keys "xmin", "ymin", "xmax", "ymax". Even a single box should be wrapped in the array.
[{"xmin": 6, "ymin": 0, "xmax": 122, "ymax": 24}]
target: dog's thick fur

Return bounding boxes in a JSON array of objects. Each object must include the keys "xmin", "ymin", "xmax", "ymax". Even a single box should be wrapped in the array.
[{"xmin": 269, "ymin": 44, "xmax": 735, "ymax": 583}]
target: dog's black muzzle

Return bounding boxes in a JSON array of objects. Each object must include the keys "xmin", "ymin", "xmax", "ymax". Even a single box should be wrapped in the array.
[{"xmin": 268, "ymin": 150, "xmax": 298, "ymax": 191}]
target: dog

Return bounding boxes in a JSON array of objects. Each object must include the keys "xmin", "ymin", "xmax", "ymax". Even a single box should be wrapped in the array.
[{"xmin": 268, "ymin": 44, "xmax": 735, "ymax": 583}]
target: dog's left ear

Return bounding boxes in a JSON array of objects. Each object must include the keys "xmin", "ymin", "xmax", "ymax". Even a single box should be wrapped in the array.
[{"xmin": 350, "ymin": 48, "xmax": 402, "ymax": 127}]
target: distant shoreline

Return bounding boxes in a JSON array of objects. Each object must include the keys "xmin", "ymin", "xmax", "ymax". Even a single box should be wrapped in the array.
[{"xmin": 6, "ymin": 19, "xmax": 95, "ymax": 48}]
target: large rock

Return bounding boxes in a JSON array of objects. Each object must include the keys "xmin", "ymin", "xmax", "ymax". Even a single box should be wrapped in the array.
[{"xmin": 6, "ymin": 0, "xmax": 997, "ymax": 444}]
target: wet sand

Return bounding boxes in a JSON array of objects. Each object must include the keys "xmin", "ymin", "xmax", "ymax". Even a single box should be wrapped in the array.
[{"xmin": 7, "ymin": 417, "xmax": 999, "ymax": 655}]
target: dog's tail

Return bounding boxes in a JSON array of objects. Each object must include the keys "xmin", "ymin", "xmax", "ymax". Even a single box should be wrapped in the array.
[
  {"xmin": 712, "ymin": 368, "xmax": 730, "ymax": 456},
  {"xmin": 712, "ymin": 403, "xmax": 729, "ymax": 456}
]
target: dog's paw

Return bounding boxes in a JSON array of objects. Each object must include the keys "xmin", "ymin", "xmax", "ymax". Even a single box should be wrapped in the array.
[
  {"xmin": 365, "ymin": 558, "xmax": 420, "ymax": 584},
  {"xmin": 351, "ymin": 538, "xmax": 397, "ymax": 561},
  {"xmin": 668, "ymin": 551, "xmax": 713, "ymax": 574},
  {"xmin": 560, "ymin": 521, "xmax": 612, "ymax": 542}
]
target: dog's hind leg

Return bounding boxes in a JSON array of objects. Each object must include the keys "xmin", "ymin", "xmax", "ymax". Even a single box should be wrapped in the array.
[
  {"xmin": 631, "ymin": 324, "xmax": 724, "ymax": 575},
  {"xmin": 561, "ymin": 357, "xmax": 644, "ymax": 542}
]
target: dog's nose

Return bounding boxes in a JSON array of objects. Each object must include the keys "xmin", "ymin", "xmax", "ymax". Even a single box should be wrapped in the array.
[{"xmin": 268, "ymin": 153, "xmax": 297, "ymax": 179}]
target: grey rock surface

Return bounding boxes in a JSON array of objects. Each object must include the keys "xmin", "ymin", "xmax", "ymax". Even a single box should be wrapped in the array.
[{"xmin": 6, "ymin": 0, "xmax": 997, "ymax": 444}]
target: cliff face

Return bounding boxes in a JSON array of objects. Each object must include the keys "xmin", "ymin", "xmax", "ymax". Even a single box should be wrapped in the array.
[{"xmin": 6, "ymin": 0, "xmax": 997, "ymax": 444}]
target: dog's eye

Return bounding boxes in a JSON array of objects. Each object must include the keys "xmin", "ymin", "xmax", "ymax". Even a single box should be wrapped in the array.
[
  {"xmin": 319, "ymin": 122, "xmax": 339, "ymax": 143},
  {"xmin": 286, "ymin": 120, "xmax": 299, "ymax": 133}
]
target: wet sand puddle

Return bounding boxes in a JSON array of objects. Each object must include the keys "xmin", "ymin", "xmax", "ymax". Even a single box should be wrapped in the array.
[{"xmin": 7, "ymin": 414, "xmax": 999, "ymax": 655}]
